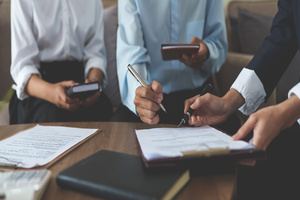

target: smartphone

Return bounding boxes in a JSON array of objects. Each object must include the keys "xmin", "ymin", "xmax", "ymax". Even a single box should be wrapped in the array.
[
  {"xmin": 66, "ymin": 82, "xmax": 102, "ymax": 99},
  {"xmin": 161, "ymin": 43, "xmax": 200, "ymax": 61}
]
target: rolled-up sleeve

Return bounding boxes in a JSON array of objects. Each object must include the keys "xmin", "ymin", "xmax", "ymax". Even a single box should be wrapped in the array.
[
  {"xmin": 11, "ymin": 0, "xmax": 40, "ymax": 100},
  {"xmin": 231, "ymin": 68, "xmax": 266, "ymax": 115},
  {"xmin": 201, "ymin": 0, "xmax": 228, "ymax": 75},
  {"xmin": 117, "ymin": 0, "xmax": 150, "ymax": 114},
  {"xmin": 83, "ymin": 0, "xmax": 107, "ymax": 87},
  {"xmin": 288, "ymin": 83, "xmax": 300, "ymax": 124}
]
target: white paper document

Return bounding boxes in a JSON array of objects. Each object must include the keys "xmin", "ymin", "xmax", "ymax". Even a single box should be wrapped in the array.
[
  {"xmin": 0, "ymin": 125, "xmax": 98, "ymax": 168},
  {"xmin": 136, "ymin": 126, "xmax": 254, "ymax": 161}
]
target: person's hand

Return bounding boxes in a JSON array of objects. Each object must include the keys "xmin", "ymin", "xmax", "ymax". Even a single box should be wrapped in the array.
[
  {"xmin": 179, "ymin": 36, "xmax": 209, "ymax": 69},
  {"xmin": 184, "ymin": 89, "xmax": 245, "ymax": 126},
  {"xmin": 233, "ymin": 96, "xmax": 300, "ymax": 150},
  {"xmin": 81, "ymin": 68, "xmax": 103, "ymax": 108},
  {"xmin": 49, "ymin": 81, "xmax": 81, "ymax": 111},
  {"xmin": 134, "ymin": 81, "xmax": 163, "ymax": 125},
  {"xmin": 184, "ymin": 94, "xmax": 231, "ymax": 126},
  {"xmin": 233, "ymin": 106, "xmax": 286, "ymax": 150}
]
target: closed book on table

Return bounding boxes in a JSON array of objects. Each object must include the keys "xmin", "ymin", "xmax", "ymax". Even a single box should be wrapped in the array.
[{"xmin": 56, "ymin": 150, "xmax": 190, "ymax": 200}]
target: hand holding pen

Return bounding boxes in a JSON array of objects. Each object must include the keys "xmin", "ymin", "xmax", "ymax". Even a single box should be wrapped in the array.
[
  {"xmin": 180, "ymin": 84, "xmax": 235, "ymax": 127},
  {"xmin": 127, "ymin": 64, "xmax": 167, "ymax": 125},
  {"xmin": 178, "ymin": 83, "xmax": 213, "ymax": 127}
]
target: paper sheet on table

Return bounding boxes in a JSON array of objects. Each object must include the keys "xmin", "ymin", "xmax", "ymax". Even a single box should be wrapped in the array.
[
  {"xmin": 0, "ymin": 125, "xmax": 98, "ymax": 168},
  {"xmin": 136, "ymin": 126, "xmax": 254, "ymax": 161}
]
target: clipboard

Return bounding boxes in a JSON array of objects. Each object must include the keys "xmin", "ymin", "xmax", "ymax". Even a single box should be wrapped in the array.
[
  {"xmin": 135, "ymin": 126, "xmax": 265, "ymax": 172},
  {"xmin": 140, "ymin": 146, "xmax": 265, "ymax": 169}
]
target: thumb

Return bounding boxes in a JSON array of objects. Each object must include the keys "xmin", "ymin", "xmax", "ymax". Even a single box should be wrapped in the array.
[
  {"xmin": 191, "ymin": 36, "xmax": 202, "ymax": 45},
  {"xmin": 232, "ymin": 116, "xmax": 256, "ymax": 140},
  {"xmin": 184, "ymin": 95, "xmax": 199, "ymax": 113},
  {"xmin": 60, "ymin": 80, "xmax": 77, "ymax": 88},
  {"xmin": 190, "ymin": 96, "xmax": 206, "ymax": 110},
  {"xmin": 151, "ymin": 80, "xmax": 163, "ymax": 102},
  {"xmin": 151, "ymin": 80, "xmax": 163, "ymax": 93}
]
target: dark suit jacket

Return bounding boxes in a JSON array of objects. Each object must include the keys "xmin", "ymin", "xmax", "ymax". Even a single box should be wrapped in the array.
[{"xmin": 248, "ymin": 0, "xmax": 299, "ymax": 98}]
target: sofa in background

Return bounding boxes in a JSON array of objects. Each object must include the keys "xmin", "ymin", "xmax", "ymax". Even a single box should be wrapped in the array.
[
  {"xmin": 214, "ymin": 0, "xmax": 276, "ymax": 98},
  {"xmin": 0, "ymin": 0, "xmax": 11, "ymax": 125},
  {"xmin": 215, "ymin": 0, "xmax": 300, "ymax": 110},
  {"xmin": 103, "ymin": 5, "xmax": 121, "ymax": 107},
  {"xmin": 0, "ymin": 0, "xmax": 12, "ymax": 100}
]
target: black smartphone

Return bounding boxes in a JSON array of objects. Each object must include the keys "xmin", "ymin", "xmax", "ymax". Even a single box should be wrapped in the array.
[
  {"xmin": 66, "ymin": 82, "xmax": 102, "ymax": 99},
  {"xmin": 161, "ymin": 43, "xmax": 200, "ymax": 61}
]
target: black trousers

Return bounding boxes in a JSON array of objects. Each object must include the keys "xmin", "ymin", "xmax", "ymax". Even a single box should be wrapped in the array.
[
  {"xmin": 234, "ymin": 123, "xmax": 300, "ymax": 200},
  {"xmin": 9, "ymin": 61, "xmax": 112, "ymax": 124}
]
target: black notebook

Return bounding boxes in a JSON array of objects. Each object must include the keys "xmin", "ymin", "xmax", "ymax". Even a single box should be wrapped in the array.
[{"xmin": 56, "ymin": 150, "xmax": 190, "ymax": 200}]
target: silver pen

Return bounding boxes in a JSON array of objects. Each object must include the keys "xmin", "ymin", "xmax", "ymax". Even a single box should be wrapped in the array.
[{"xmin": 127, "ymin": 64, "xmax": 167, "ymax": 113}]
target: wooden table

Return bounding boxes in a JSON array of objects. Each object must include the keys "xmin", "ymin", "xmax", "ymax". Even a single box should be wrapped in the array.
[{"xmin": 0, "ymin": 122, "xmax": 235, "ymax": 200}]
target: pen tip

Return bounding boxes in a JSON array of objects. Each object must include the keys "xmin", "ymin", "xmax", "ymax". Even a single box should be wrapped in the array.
[{"xmin": 177, "ymin": 120, "xmax": 184, "ymax": 128}]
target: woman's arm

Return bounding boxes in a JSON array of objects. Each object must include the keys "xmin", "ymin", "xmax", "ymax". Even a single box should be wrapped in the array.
[{"xmin": 11, "ymin": 0, "xmax": 80, "ymax": 110}]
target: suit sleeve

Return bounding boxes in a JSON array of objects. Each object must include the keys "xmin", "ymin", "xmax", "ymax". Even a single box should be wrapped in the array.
[
  {"xmin": 231, "ymin": 0, "xmax": 298, "ymax": 115},
  {"xmin": 247, "ymin": 0, "xmax": 298, "ymax": 98}
]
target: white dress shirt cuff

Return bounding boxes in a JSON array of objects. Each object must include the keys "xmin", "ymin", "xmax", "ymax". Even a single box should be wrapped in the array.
[
  {"xmin": 288, "ymin": 83, "xmax": 300, "ymax": 124},
  {"xmin": 200, "ymin": 39, "xmax": 226, "ymax": 75},
  {"xmin": 125, "ymin": 75, "xmax": 141, "ymax": 115},
  {"xmin": 200, "ymin": 40, "xmax": 214, "ymax": 73},
  {"xmin": 14, "ymin": 65, "xmax": 40, "ymax": 100},
  {"xmin": 231, "ymin": 68, "xmax": 266, "ymax": 115},
  {"xmin": 124, "ymin": 64, "xmax": 148, "ymax": 115},
  {"xmin": 85, "ymin": 58, "xmax": 107, "ymax": 87}
]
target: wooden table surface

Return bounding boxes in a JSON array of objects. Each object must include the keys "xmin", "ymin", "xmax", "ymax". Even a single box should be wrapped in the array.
[{"xmin": 0, "ymin": 122, "xmax": 235, "ymax": 200}]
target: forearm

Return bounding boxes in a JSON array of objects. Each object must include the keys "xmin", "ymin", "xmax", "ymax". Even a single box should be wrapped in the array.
[
  {"xmin": 223, "ymin": 89, "xmax": 245, "ymax": 114},
  {"xmin": 276, "ymin": 96, "xmax": 300, "ymax": 128},
  {"xmin": 246, "ymin": 0, "xmax": 297, "ymax": 97},
  {"xmin": 26, "ymin": 75, "xmax": 53, "ymax": 101}
]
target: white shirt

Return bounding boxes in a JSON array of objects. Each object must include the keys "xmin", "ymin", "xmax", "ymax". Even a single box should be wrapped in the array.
[
  {"xmin": 231, "ymin": 68, "xmax": 300, "ymax": 123},
  {"xmin": 11, "ymin": 0, "xmax": 107, "ymax": 100}
]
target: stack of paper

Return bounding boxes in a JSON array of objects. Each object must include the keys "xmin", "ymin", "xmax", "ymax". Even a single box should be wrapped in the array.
[
  {"xmin": 0, "ymin": 125, "xmax": 98, "ymax": 168},
  {"xmin": 136, "ymin": 126, "xmax": 254, "ymax": 161}
]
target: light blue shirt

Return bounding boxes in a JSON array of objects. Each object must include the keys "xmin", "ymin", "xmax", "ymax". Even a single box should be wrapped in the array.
[{"xmin": 117, "ymin": 0, "xmax": 227, "ymax": 113}]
